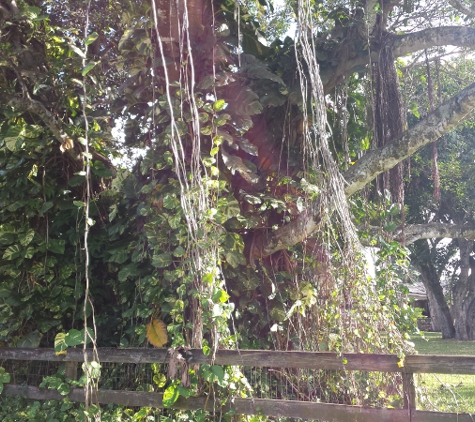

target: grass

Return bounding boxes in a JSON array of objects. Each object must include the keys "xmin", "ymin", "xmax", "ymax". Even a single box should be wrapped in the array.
[
  {"xmin": 411, "ymin": 331, "xmax": 475, "ymax": 355},
  {"xmin": 410, "ymin": 331, "xmax": 475, "ymax": 413}
]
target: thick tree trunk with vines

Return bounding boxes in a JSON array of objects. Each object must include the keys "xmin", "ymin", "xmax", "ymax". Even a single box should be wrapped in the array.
[
  {"xmin": 413, "ymin": 240, "xmax": 455, "ymax": 338},
  {"xmin": 453, "ymin": 240, "xmax": 475, "ymax": 340},
  {"xmin": 415, "ymin": 261, "xmax": 455, "ymax": 339}
]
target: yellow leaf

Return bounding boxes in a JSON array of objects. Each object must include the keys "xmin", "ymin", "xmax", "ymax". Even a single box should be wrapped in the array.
[
  {"xmin": 55, "ymin": 350, "xmax": 67, "ymax": 356},
  {"xmin": 146, "ymin": 319, "xmax": 168, "ymax": 348}
]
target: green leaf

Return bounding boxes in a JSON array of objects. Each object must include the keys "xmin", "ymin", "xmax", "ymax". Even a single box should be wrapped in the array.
[
  {"xmin": 173, "ymin": 246, "xmax": 186, "ymax": 257},
  {"xmin": 163, "ymin": 382, "xmax": 180, "ymax": 407},
  {"xmin": 178, "ymin": 385, "xmax": 193, "ymax": 398},
  {"xmin": 23, "ymin": 5, "xmax": 41, "ymax": 19},
  {"xmin": 0, "ymin": 367, "xmax": 10, "ymax": 394},
  {"xmin": 384, "ymin": 222, "xmax": 398, "ymax": 233},
  {"xmin": 48, "ymin": 239, "xmax": 65, "ymax": 255},
  {"xmin": 73, "ymin": 201, "xmax": 86, "ymax": 208},
  {"xmin": 118, "ymin": 28, "xmax": 134, "ymax": 50},
  {"xmin": 200, "ymin": 126, "xmax": 213, "ymax": 136},
  {"xmin": 243, "ymin": 194, "xmax": 261, "ymax": 205},
  {"xmin": 23, "ymin": 245, "xmax": 35, "ymax": 259},
  {"xmin": 153, "ymin": 373, "xmax": 167, "ymax": 388},
  {"xmin": 68, "ymin": 175, "xmax": 86, "ymax": 187},
  {"xmin": 19, "ymin": 229, "xmax": 35, "ymax": 247},
  {"xmin": 17, "ymin": 331, "xmax": 41, "ymax": 348},
  {"xmin": 4, "ymin": 126, "xmax": 23, "ymax": 151},
  {"xmin": 118, "ymin": 263, "xmax": 140, "ymax": 282},
  {"xmin": 225, "ymin": 250, "xmax": 246, "ymax": 269},
  {"xmin": 2, "ymin": 245, "xmax": 22, "ymax": 260},
  {"xmin": 163, "ymin": 194, "xmax": 180, "ymax": 210},
  {"xmin": 108, "ymin": 249, "xmax": 128, "ymax": 264},
  {"xmin": 82, "ymin": 61, "xmax": 98, "ymax": 76},
  {"xmin": 57, "ymin": 382, "xmax": 70, "ymax": 396},
  {"xmin": 0, "ymin": 367, "xmax": 10, "ymax": 384},
  {"xmin": 152, "ymin": 252, "xmax": 172, "ymax": 268},
  {"xmin": 198, "ymin": 112, "xmax": 209, "ymax": 123},
  {"xmin": 210, "ymin": 365, "xmax": 225, "ymax": 382},
  {"xmin": 213, "ymin": 289, "xmax": 230, "ymax": 303},
  {"xmin": 213, "ymin": 99, "xmax": 227, "ymax": 111},
  {"xmin": 39, "ymin": 201, "xmax": 53, "ymax": 216},
  {"xmin": 85, "ymin": 32, "xmax": 99, "ymax": 45},
  {"xmin": 54, "ymin": 332, "xmax": 68, "ymax": 355},
  {"xmin": 65, "ymin": 329, "xmax": 83, "ymax": 347},
  {"xmin": 69, "ymin": 44, "xmax": 86, "ymax": 58}
]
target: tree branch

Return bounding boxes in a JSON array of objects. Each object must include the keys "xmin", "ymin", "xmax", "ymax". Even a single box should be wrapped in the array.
[
  {"xmin": 363, "ymin": 223, "xmax": 475, "ymax": 245},
  {"xmin": 343, "ymin": 79, "xmax": 475, "ymax": 196},
  {"xmin": 400, "ymin": 223, "xmax": 475, "ymax": 245},
  {"xmin": 392, "ymin": 27, "xmax": 475, "ymax": 57},
  {"xmin": 446, "ymin": 0, "xmax": 475, "ymax": 19},
  {"xmin": 322, "ymin": 26, "xmax": 475, "ymax": 92},
  {"xmin": 262, "ymin": 80, "xmax": 475, "ymax": 256},
  {"xmin": 7, "ymin": 96, "xmax": 116, "ymax": 172},
  {"xmin": 8, "ymin": 96, "xmax": 69, "ymax": 145}
]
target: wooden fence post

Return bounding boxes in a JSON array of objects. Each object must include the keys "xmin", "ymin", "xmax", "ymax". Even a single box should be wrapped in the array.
[
  {"xmin": 402, "ymin": 372, "xmax": 416, "ymax": 411},
  {"xmin": 65, "ymin": 362, "xmax": 78, "ymax": 380}
]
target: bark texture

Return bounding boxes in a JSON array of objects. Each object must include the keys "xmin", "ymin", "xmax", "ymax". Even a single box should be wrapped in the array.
[
  {"xmin": 447, "ymin": 0, "xmax": 475, "ymax": 19},
  {"xmin": 398, "ymin": 223, "xmax": 475, "ymax": 245},
  {"xmin": 453, "ymin": 240, "xmax": 475, "ymax": 340},
  {"xmin": 392, "ymin": 27, "xmax": 475, "ymax": 58}
]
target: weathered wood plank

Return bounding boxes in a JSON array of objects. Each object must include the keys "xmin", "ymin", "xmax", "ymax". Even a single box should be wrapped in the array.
[
  {"xmin": 198, "ymin": 350, "xmax": 401, "ymax": 372},
  {"xmin": 232, "ymin": 398, "xmax": 408, "ymax": 422},
  {"xmin": 405, "ymin": 354, "xmax": 475, "ymax": 375},
  {"xmin": 0, "ymin": 348, "xmax": 169, "ymax": 364},
  {"xmin": 4, "ymin": 385, "xmax": 217, "ymax": 411},
  {"xmin": 0, "ymin": 348, "xmax": 401, "ymax": 372},
  {"xmin": 412, "ymin": 410, "xmax": 475, "ymax": 422},
  {"xmin": 2, "ymin": 348, "xmax": 475, "ymax": 375},
  {"xmin": 5, "ymin": 385, "xmax": 475, "ymax": 421},
  {"xmin": 68, "ymin": 389, "xmax": 215, "ymax": 411},
  {"xmin": 4, "ymin": 384, "xmax": 63, "ymax": 401}
]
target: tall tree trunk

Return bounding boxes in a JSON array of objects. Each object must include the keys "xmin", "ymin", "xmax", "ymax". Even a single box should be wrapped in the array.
[
  {"xmin": 416, "ymin": 262, "xmax": 455, "ymax": 338},
  {"xmin": 453, "ymin": 240, "xmax": 475, "ymax": 340},
  {"xmin": 425, "ymin": 284, "xmax": 441, "ymax": 332},
  {"xmin": 412, "ymin": 240, "xmax": 455, "ymax": 338}
]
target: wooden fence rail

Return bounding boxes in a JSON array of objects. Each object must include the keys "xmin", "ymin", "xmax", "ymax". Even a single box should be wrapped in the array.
[{"xmin": 1, "ymin": 347, "xmax": 475, "ymax": 421}]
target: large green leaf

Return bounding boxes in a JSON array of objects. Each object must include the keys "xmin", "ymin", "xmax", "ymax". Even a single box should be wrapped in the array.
[
  {"xmin": 163, "ymin": 382, "xmax": 180, "ymax": 407},
  {"xmin": 2, "ymin": 245, "xmax": 22, "ymax": 260},
  {"xmin": 151, "ymin": 252, "xmax": 172, "ymax": 268},
  {"xmin": 3, "ymin": 126, "xmax": 23, "ymax": 152},
  {"xmin": 225, "ymin": 250, "xmax": 246, "ymax": 268},
  {"xmin": 47, "ymin": 239, "xmax": 65, "ymax": 255},
  {"xmin": 118, "ymin": 263, "xmax": 141, "ymax": 282},
  {"xmin": 19, "ymin": 229, "xmax": 35, "ymax": 246},
  {"xmin": 17, "ymin": 331, "xmax": 41, "ymax": 348}
]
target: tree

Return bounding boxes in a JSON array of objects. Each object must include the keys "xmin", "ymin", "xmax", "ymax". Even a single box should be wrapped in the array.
[
  {"xmin": 396, "ymin": 51, "xmax": 475, "ymax": 340},
  {"xmin": 2, "ymin": 0, "xmax": 475, "ymax": 417}
]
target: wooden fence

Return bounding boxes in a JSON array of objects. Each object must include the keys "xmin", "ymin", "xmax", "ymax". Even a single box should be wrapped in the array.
[{"xmin": 1, "ymin": 347, "xmax": 475, "ymax": 421}]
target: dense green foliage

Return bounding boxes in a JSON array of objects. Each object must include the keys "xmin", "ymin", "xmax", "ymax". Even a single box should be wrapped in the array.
[{"xmin": 1, "ymin": 0, "xmax": 475, "ymax": 419}]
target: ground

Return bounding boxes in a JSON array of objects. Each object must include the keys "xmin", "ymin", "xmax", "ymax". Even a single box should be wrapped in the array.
[{"xmin": 412, "ymin": 332, "xmax": 475, "ymax": 413}]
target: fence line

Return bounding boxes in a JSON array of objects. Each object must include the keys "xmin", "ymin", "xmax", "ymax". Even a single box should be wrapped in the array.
[
  {"xmin": 2, "ymin": 347, "xmax": 475, "ymax": 374},
  {"xmin": 3, "ymin": 384, "xmax": 473, "ymax": 422},
  {"xmin": 1, "ymin": 347, "xmax": 475, "ymax": 421}
]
